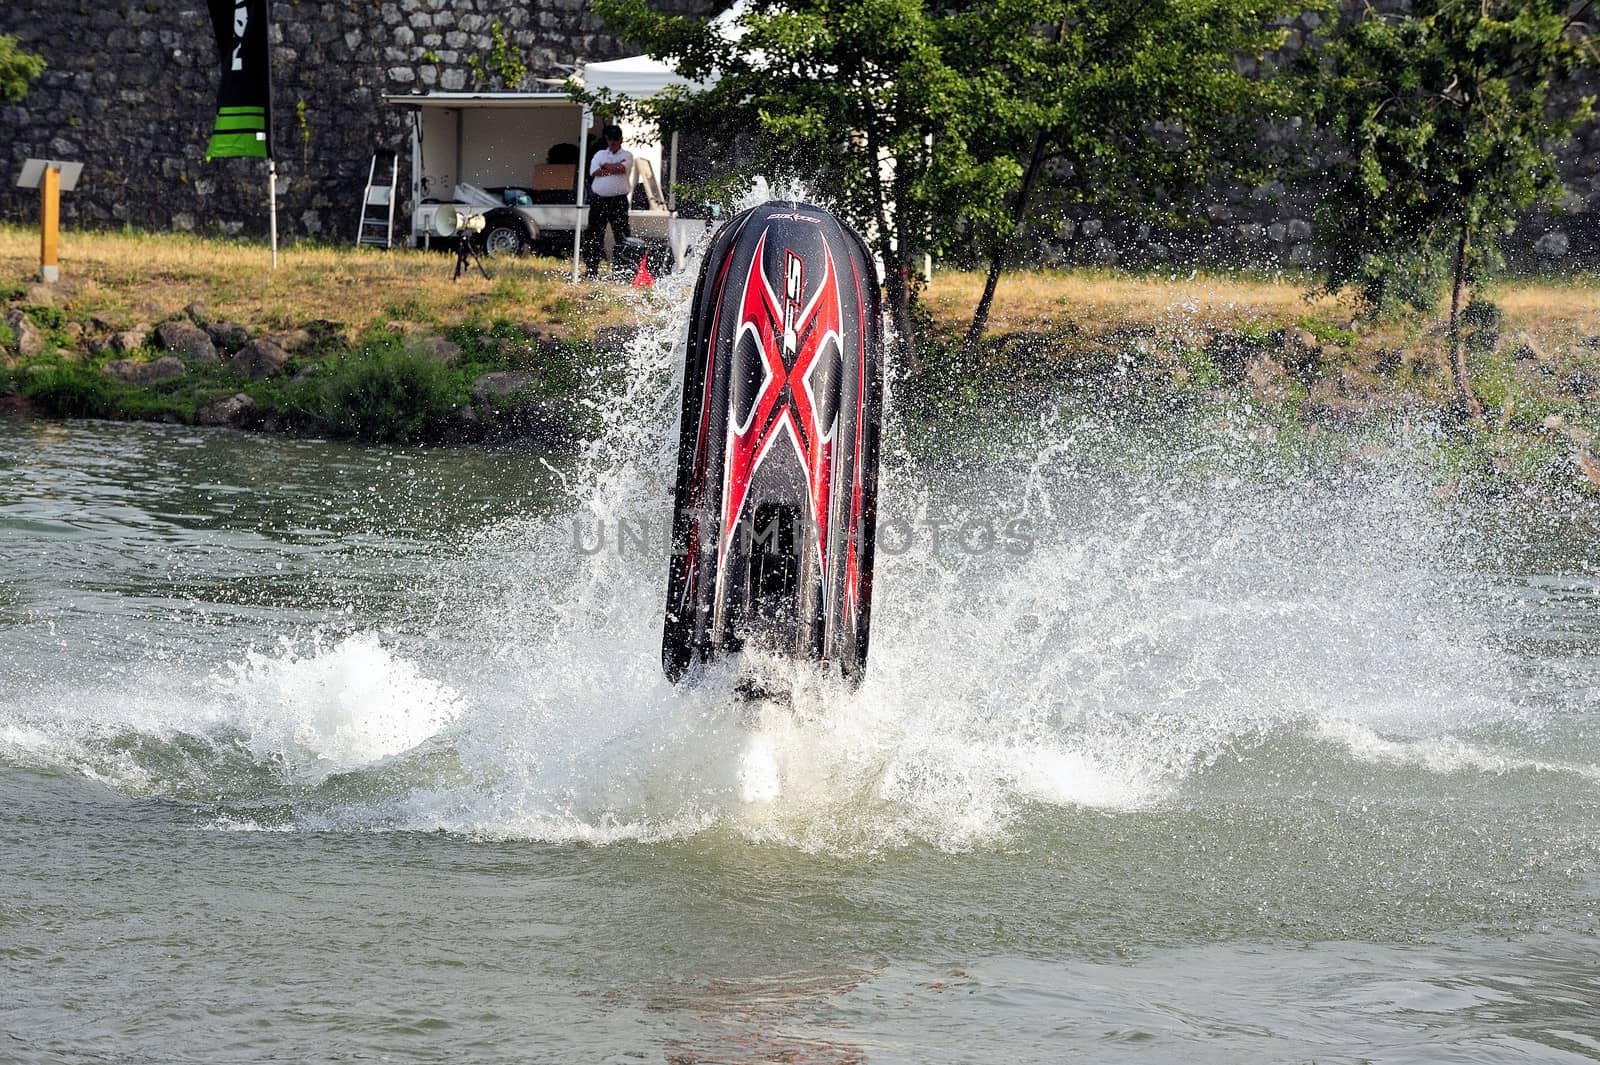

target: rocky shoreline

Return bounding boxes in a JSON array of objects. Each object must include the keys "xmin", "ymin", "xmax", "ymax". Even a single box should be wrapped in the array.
[
  {"xmin": 1, "ymin": 279, "xmax": 628, "ymax": 450},
  {"xmin": 4, "ymin": 275, "xmax": 1598, "ymax": 498}
]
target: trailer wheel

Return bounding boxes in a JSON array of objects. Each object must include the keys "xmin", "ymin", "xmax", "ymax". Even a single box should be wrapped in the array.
[{"xmin": 483, "ymin": 224, "xmax": 525, "ymax": 258}]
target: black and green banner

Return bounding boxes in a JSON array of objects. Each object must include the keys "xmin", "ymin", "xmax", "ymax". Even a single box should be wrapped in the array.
[{"xmin": 205, "ymin": 0, "xmax": 272, "ymax": 159}]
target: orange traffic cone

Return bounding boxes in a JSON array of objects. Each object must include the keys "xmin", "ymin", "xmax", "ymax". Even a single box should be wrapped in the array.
[{"xmin": 633, "ymin": 258, "xmax": 655, "ymax": 287}]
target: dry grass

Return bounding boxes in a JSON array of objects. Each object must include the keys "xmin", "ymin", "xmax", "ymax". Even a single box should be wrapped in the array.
[
  {"xmin": 0, "ymin": 225, "xmax": 633, "ymax": 337},
  {"xmin": 3, "ymin": 224, "xmax": 1595, "ymax": 355},
  {"xmin": 924, "ymin": 267, "xmax": 1345, "ymax": 335},
  {"xmin": 924, "ymin": 265, "xmax": 1600, "ymax": 355}
]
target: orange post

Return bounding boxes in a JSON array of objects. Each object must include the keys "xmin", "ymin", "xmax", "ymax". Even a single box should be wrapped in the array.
[{"xmin": 39, "ymin": 165, "xmax": 60, "ymax": 283}]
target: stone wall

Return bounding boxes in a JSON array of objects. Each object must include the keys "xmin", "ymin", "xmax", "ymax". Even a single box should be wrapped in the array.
[
  {"xmin": 1024, "ymin": 8, "xmax": 1600, "ymax": 271},
  {"xmin": 0, "ymin": 0, "xmax": 705, "ymax": 241},
  {"xmin": 2, "ymin": 2, "xmax": 1597, "ymax": 267}
]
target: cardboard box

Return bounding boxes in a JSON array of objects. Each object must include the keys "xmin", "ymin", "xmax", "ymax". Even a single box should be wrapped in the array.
[{"xmin": 533, "ymin": 164, "xmax": 576, "ymax": 191}]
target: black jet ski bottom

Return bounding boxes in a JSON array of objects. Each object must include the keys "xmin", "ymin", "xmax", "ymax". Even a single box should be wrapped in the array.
[{"xmin": 662, "ymin": 201, "xmax": 885, "ymax": 688}]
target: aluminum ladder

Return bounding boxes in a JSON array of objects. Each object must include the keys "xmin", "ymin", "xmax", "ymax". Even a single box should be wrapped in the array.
[{"xmin": 356, "ymin": 151, "xmax": 397, "ymax": 249}]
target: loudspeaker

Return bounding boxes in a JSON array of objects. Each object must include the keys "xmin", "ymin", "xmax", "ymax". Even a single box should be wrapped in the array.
[{"xmin": 433, "ymin": 204, "xmax": 487, "ymax": 239}]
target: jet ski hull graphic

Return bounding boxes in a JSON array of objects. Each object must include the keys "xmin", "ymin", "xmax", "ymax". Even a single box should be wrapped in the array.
[{"xmin": 662, "ymin": 202, "xmax": 885, "ymax": 687}]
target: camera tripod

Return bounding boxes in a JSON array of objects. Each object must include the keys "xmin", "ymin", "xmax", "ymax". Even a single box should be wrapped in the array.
[{"xmin": 451, "ymin": 234, "xmax": 490, "ymax": 281}]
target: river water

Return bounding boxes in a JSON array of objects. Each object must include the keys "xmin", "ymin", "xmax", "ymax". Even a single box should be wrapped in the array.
[{"xmin": 3, "ymin": 296, "xmax": 1599, "ymax": 1061}]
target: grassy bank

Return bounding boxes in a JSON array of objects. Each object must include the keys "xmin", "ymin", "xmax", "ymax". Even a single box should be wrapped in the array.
[{"xmin": 2, "ymin": 226, "xmax": 1597, "ymax": 492}]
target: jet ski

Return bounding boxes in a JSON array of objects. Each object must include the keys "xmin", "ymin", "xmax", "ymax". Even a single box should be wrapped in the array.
[{"xmin": 662, "ymin": 201, "xmax": 885, "ymax": 688}]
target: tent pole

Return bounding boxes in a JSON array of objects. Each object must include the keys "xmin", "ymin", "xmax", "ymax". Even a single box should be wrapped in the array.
[
  {"xmin": 572, "ymin": 106, "xmax": 590, "ymax": 282},
  {"xmin": 668, "ymin": 131, "xmax": 679, "ymax": 212},
  {"xmin": 268, "ymin": 158, "xmax": 279, "ymax": 269}
]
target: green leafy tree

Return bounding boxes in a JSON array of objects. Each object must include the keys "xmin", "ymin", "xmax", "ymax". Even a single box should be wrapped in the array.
[
  {"xmin": 591, "ymin": 0, "xmax": 1301, "ymax": 366},
  {"xmin": 1303, "ymin": 0, "xmax": 1597, "ymax": 420},
  {"xmin": 0, "ymin": 34, "xmax": 45, "ymax": 103},
  {"xmin": 589, "ymin": 0, "xmax": 1002, "ymax": 365},
  {"xmin": 958, "ymin": 0, "xmax": 1305, "ymax": 350}
]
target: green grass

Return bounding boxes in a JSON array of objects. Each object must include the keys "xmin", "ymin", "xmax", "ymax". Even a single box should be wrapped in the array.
[{"xmin": 295, "ymin": 338, "xmax": 467, "ymax": 443}]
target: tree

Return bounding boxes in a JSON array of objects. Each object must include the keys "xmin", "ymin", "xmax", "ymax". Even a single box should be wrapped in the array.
[
  {"xmin": 958, "ymin": 0, "xmax": 1305, "ymax": 350},
  {"xmin": 1303, "ymin": 0, "xmax": 1597, "ymax": 421},
  {"xmin": 589, "ymin": 0, "xmax": 1022, "ymax": 367},
  {"xmin": 0, "ymin": 34, "xmax": 45, "ymax": 104},
  {"xmin": 590, "ymin": 0, "xmax": 1301, "ymax": 365}
]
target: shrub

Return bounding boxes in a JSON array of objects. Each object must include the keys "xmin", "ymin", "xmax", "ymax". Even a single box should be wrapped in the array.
[
  {"xmin": 298, "ymin": 340, "xmax": 464, "ymax": 443},
  {"xmin": 19, "ymin": 362, "xmax": 120, "ymax": 418},
  {"xmin": 23, "ymin": 304, "xmax": 68, "ymax": 332}
]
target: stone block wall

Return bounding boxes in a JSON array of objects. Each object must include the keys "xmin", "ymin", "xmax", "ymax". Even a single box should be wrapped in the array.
[
  {"xmin": 0, "ymin": 0, "xmax": 705, "ymax": 241},
  {"xmin": 1, "ymin": 2, "xmax": 1596, "ymax": 267},
  {"xmin": 1024, "ymin": 8, "xmax": 1600, "ymax": 271}
]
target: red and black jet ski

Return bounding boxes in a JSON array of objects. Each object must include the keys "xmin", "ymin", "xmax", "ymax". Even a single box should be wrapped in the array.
[{"xmin": 662, "ymin": 201, "xmax": 885, "ymax": 688}]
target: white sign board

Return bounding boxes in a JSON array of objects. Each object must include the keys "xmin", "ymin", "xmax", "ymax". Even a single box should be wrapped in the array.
[{"xmin": 17, "ymin": 159, "xmax": 85, "ymax": 192}]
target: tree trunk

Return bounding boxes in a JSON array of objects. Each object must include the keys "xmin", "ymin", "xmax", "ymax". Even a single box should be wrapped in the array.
[
  {"xmin": 964, "ymin": 130, "xmax": 1050, "ymax": 353},
  {"xmin": 1447, "ymin": 221, "xmax": 1485, "ymax": 423},
  {"xmin": 886, "ymin": 223, "xmax": 919, "ymax": 379},
  {"xmin": 863, "ymin": 119, "xmax": 919, "ymax": 378}
]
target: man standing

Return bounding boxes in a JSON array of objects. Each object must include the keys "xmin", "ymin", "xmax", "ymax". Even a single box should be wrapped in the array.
[{"xmin": 583, "ymin": 125, "xmax": 633, "ymax": 278}]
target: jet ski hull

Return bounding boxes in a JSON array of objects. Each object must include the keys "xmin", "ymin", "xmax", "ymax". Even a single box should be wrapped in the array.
[{"xmin": 662, "ymin": 202, "xmax": 885, "ymax": 686}]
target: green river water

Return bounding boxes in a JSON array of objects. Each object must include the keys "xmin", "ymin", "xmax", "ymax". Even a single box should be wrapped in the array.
[{"xmin": 3, "ymin": 321, "xmax": 1599, "ymax": 1063}]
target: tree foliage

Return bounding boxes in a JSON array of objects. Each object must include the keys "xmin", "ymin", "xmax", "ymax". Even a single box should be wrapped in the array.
[
  {"xmin": 1302, "ymin": 0, "xmax": 1597, "ymax": 417},
  {"xmin": 0, "ymin": 34, "xmax": 45, "ymax": 104},
  {"xmin": 590, "ymin": 0, "xmax": 1301, "ymax": 361}
]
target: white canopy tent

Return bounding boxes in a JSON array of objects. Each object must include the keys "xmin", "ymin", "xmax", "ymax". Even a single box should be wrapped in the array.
[
  {"xmin": 384, "ymin": 54, "xmax": 712, "ymax": 280},
  {"xmin": 569, "ymin": 55, "xmax": 713, "ymax": 280}
]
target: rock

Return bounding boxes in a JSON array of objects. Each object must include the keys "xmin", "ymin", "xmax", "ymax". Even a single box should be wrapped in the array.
[
  {"xmin": 1088, "ymin": 237, "xmax": 1118, "ymax": 264},
  {"xmin": 1562, "ymin": 370, "xmax": 1598, "ymax": 396},
  {"xmin": 197, "ymin": 392, "xmax": 257, "ymax": 428},
  {"xmin": 24, "ymin": 283, "xmax": 58, "ymax": 306},
  {"xmin": 206, "ymin": 322, "xmax": 251, "ymax": 353},
  {"xmin": 1243, "ymin": 354, "xmax": 1288, "ymax": 398},
  {"xmin": 112, "ymin": 328, "xmax": 150, "ymax": 354},
  {"xmin": 267, "ymin": 328, "xmax": 314, "ymax": 354},
  {"xmin": 0, "ymin": 394, "xmax": 40, "ymax": 417},
  {"xmin": 438, "ymin": 404, "xmax": 485, "ymax": 446},
  {"xmin": 102, "ymin": 355, "xmax": 186, "ymax": 385},
  {"xmin": 1576, "ymin": 451, "xmax": 1600, "ymax": 489},
  {"xmin": 1288, "ymin": 327, "xmax": 1319, "ymax": 350},
  {"xmin": 1544, "ymin": 414, "xmax": 1594, "ymax": 449},
  {"xmin": 229, "ymin": 338, "xmax": 290, "ymax": 380},
  {"xmin": 492, "ymin": 395, "xmax": 575, "ymax": 452},
  {"xmin": 184, "ymin": 301, "xmax": 209, "ymax": 325},
  {"xmin": 155, "ymin": 320, "xmax": 218, "ymax": 364},
  {"xmin": 6, "ymin": 312, "xmax": 48, "ymax": 359},
  {"xmin": 1534, "ymin": 231, "xmax": 1570, "ymax": 257},
  {"xmin": 1499, "ymin": 331, "xmax": 1545, "ymax": 362},
  {"xmin": 418, "ymin": 335, "xmax": 462, "ymax": 364},
  {"xmin": 472, "ymin": 370, "xmax": 544, "ymax": 404}
]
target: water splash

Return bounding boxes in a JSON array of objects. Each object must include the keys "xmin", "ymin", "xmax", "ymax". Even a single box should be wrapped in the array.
[{"xmin": 0, "ymin": 220, "xmax": 1571, "ymax": 854}]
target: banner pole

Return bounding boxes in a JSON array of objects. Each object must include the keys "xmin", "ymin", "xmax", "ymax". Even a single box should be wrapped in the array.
[
  {"xmin": 573, "ymin": 106, "xmax": 590, "ymax": 282},
  {"xmin": 268, "ymin": 158, "xmax": 279, "ymax": 269}
]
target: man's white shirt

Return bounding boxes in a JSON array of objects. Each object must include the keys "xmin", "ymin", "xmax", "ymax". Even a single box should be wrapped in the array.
[{"xmin": 589, "ymin": 148, "xmax": 634, "ymax": 198}]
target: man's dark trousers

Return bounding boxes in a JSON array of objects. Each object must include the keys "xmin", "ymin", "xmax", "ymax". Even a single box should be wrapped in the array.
[{"xmin": 582, "ymin": 195, "xmax": 631, "ymax": 276}]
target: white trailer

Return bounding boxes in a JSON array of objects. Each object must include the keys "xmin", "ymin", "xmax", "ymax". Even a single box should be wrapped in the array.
[{"xmin": 385, "ymin": 57, "xmax": 708, "ymax": 278}]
